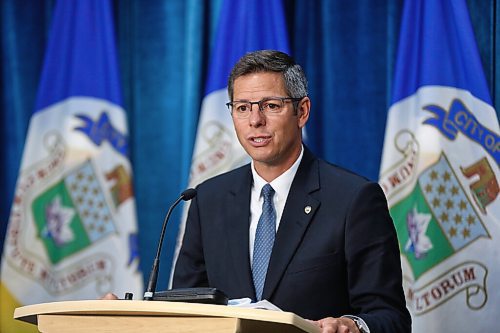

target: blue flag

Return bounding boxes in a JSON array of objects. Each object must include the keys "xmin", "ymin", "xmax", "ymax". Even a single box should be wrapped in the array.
[
  {"xmin": 171, "ymin": 0, "xmax": 290, "ymax": 280},
  {"xmin": 0, "ymin": 2, "xmax": 143, "ymax": 331},
  {"xmin": 379, "ymin": 1, "xmax": 499, "ymax": 331}
]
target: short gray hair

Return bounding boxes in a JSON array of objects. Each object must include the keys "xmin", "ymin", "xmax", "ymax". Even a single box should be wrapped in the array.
[{"xmin": 227, "ymin": 50, "xmax": 308, "ymax": 101}]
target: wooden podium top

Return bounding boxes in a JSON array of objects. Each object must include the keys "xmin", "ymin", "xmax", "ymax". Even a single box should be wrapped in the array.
[{"xmin": 15, "ymin": 300, "xmax": 320, "ymax": 333}]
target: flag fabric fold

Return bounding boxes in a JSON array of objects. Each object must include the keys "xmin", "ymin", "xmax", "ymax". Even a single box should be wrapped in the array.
[
  {"xmin": 379, "ymin": 1, "xmax": 499, "ymax": 331},
  {"xmin": 0, "ymin": 1, "xmax": 142, "ymax": 331},
  {"xmin": 170, "ymin": 0, "xmax": 290, "ymax": 278}
]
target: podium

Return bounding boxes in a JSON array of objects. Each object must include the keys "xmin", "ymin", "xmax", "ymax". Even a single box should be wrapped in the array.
[{"xmin": 14, "ymin": 300, "xmax": 320, "ymax": 333}]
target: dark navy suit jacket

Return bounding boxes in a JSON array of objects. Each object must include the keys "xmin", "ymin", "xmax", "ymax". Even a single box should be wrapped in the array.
[{"xmin": 173, "ymin": 147, "xmax": 411, "ymax": 333}]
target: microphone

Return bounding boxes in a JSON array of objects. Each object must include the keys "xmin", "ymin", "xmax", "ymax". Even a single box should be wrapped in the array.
[{"xmin": 143, "ymin": 188, "xmax": 197, "ymax": 300}]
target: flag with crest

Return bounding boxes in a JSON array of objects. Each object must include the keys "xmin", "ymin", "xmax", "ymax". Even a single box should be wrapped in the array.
[
  {"xmin": 379, "ymin": 0, "xmax": 499, "ymax": 331},
  {"xmin": 0, "ymin": 1, "xmax": 143, "ymax": 331}
]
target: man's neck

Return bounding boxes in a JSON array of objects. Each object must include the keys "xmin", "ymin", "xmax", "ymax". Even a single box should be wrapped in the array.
[{"xmin": 252, "ymin": 145, "xmax": 304, "ymax": 182}]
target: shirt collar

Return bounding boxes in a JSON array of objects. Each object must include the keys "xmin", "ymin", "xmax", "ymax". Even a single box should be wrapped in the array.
[{"xmin": 251, "ymin": 145, "xmax": 304, "ymax": 199}]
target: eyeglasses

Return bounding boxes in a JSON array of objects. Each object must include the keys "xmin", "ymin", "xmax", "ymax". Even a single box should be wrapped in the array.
[{"xmin": 226, "ymin": 97, "xmax": 304, "ymax": 119}]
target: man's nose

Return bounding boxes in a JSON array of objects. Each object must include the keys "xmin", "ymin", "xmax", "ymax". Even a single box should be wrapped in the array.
[{"xmin": 249, "ymin": 103, "xmax": 265, "ymax": 126}]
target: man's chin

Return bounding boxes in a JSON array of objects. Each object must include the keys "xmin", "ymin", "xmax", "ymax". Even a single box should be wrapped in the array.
[{"xmin": 246, "ymin": 148, "xmax": 274, "ymax": 163}]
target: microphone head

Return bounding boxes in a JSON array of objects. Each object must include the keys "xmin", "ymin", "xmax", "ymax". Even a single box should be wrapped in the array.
[{"xmin": 181, "ymin": 188, "xmax": 197, "ymax": 201}]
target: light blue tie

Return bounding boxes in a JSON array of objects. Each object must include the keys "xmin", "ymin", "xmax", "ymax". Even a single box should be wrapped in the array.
[{"xmin": 252, "ymin": 184, "xmax": 276, "ymax": 301}]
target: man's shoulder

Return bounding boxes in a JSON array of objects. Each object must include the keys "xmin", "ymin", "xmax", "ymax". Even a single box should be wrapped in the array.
[
  {"xmin": 308, "ymin": 157, "xmax": 386, "ymax": 202},
  {"xmin": 196, "ymin": 163, "xmax": 251, "ymax": 191},
  {"xmin": 302, "ymin": 146, "xmax": 372, "ymax": 188},
  {"xmin": 317, "ymin": 159, "xmax": 370, "ymax": 185}
]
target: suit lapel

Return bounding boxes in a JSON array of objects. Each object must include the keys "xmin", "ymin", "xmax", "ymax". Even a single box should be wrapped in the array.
[
  {"xmin": 262, "ymin": 149, "xmax": 321, "ymax": 300},
  {"xmin": 225, "ymin": 166, "xmax": 256, "ymax": 298}
]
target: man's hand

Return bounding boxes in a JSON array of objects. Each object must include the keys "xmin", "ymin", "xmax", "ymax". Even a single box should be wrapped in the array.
[
  {"xmin": 311, "ymin": 317, "xmax": 360, "ymax": 333},
  {"xmin": 100, "ymin": 293, "xmax": 119, "ymax": 300}
]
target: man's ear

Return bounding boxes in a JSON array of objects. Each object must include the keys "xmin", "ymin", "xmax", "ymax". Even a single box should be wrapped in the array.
[{"xmin": 297, "ymin": 97, "xmax": 311, "ymax": 128}]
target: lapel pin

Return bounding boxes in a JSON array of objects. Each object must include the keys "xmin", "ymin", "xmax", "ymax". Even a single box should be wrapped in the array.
[{"xmin": 304, "ymin": 206, "xmax": 312, "ymax": 214}]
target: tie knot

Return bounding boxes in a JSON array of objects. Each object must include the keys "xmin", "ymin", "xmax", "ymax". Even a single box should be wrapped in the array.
[{"xmin": 261, "ymin": 184, "xmax": 275, "ymax": 200}]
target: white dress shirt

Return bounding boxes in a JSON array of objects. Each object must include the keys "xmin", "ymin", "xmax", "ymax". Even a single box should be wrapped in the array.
[{"xmin": 249, "ymin": 146, "xmax": 304, "ymax": 265}]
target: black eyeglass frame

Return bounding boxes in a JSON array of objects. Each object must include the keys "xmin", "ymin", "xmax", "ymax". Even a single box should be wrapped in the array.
[{"xmin": 225, "ymin": 96, "xmax": 305, "ymax": 117}]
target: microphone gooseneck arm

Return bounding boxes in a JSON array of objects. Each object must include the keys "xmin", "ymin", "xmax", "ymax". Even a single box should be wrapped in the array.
[{"xmin": 143, "ymin": 188, "xmax": 197, "ymax": 300}]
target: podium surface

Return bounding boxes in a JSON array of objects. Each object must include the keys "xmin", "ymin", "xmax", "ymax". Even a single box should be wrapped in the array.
[{"xmin": 15, "ymin": 300, "xmax": 320, "ymax": 333}]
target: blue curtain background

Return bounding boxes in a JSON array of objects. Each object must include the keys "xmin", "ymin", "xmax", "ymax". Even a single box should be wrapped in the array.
[{"xmin": 1, "ymin": 0, "xmax": 499, "ymax": 292}]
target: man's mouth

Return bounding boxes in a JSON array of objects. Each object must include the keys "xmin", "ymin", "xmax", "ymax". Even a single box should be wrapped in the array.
[{"xmin": 249, "ymin": 135, "xmax": 271, "ymax": 145}]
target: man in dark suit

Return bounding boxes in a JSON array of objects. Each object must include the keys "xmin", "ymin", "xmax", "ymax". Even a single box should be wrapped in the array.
[{"xmin": 173, "ymin": 50, "xmax": 411, "ymax": 333}]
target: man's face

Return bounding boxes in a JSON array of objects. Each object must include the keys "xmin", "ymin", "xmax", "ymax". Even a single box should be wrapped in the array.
[{"xmin": 231, "ymin": 72, "xmax": 310, "ymax": 176}]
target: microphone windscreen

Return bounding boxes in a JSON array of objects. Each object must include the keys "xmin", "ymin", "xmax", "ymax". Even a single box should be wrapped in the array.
[{"xmin": 181, "ymin": 188, "xmax": 197, "ymax": 201}]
